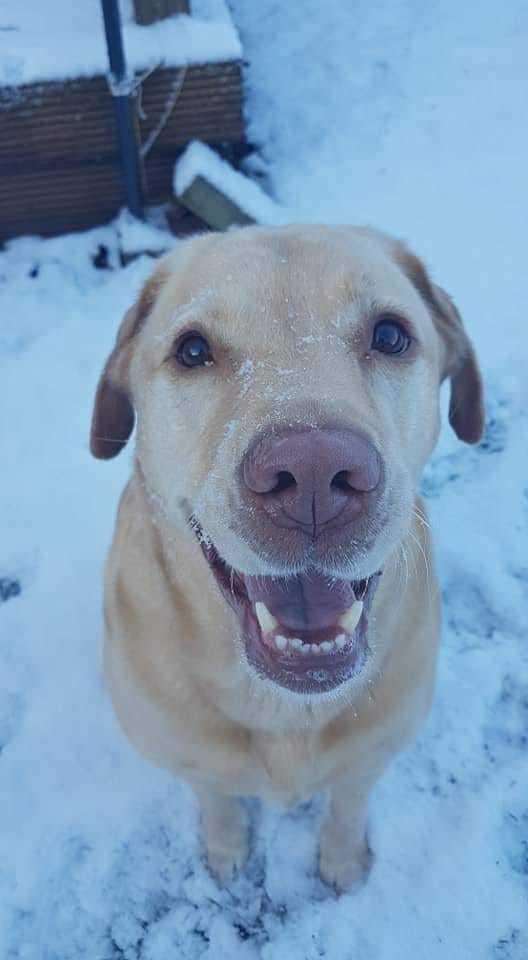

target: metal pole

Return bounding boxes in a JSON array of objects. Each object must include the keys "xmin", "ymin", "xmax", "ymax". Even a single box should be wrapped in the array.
[{"xmin": 101, "ymin": 0, "xmax": 144, "ymax": 218}]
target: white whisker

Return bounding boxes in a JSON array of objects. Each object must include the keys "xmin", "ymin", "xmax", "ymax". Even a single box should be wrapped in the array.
[
  {"xmin": 412, "ymin": 505, "xmax": 431, "ymax": 532},
  {"xmin": 399, "ymin": 542, "xmax": 410, "ymax": 593},
  {"xmin": 407, "ymin": 526, "xmax": 435, "ymax": 609}
]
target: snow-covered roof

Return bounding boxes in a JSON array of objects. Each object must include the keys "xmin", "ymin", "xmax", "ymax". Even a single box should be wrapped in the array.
[{"xmin": 0, "ymin": 0, "xmax": 241, "ymax": 86}]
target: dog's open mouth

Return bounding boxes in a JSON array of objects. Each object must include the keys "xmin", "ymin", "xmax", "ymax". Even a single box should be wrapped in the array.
[{"xmin": 194, "ymin": 523, "xmax": 381, "ymax": 694}]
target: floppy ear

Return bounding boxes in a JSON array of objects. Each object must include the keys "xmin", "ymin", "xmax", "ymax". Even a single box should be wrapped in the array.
[
  {"xmin": 90, "ymin": 269, "xmax": 166, "ymax": 460},
  {"xmin": 394, "ymin": 246, "xmax": 485, "ymax": 444}
]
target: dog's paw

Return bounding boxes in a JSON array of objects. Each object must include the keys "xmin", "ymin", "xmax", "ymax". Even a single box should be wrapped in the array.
[
  {"xmin": 203, "ymin": 806, "xmax": 250, "ymax": 884},
  {"xmin": 206, "ymin": 833, "xmax": 249, "ymax": 884},
  {"xmin": 319, "ymin": 832, "xmax": 373, "ymax": 894}
]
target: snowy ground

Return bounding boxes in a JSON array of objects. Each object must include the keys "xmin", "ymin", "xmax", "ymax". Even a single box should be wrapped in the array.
[{"xmin": 1, "ymin": 1, "xmax": 528, "ymax": 957}]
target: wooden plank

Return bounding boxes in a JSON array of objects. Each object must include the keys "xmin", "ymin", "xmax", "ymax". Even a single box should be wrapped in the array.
[
  {"xmin": 143, "ymin": 143, "xmax": 244, "ymax": 206},
  {"xmin": 0, "ymin": 163, "xmax": 124, "ymax": 241},
  {"xmin": 133, "ymin": 0, "xmax": 189, "ymax": 25},
  {"xmin": 178, "ymin": 174, "xmax": 255, "ymax": 231},
  {"xmin": 137, "ymin": 62, "xmax": 244, "ymax": 150},
  {"xmin": 0, "ymin": 63, "xmax": 243, "ymax": 165}
]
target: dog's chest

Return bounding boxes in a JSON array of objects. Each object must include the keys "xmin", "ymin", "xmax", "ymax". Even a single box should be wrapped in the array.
[{"xmin": 247, "ymin": 730, "xmax": 325, "ymax": 806}]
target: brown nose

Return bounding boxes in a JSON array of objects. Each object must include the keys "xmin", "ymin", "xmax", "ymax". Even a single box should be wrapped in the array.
[{"xmin": 242, "ymin": 427, "xmax": 382, "ymax": 533}]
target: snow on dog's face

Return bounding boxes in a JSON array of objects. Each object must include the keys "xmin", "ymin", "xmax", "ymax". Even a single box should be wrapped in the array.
[{"xmin": 91, "ymin": 225, "xmax": 483, "ymax": 695}]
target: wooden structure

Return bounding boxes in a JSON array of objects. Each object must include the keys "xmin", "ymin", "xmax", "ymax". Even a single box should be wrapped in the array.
[
  {"xmin": 0, "ymin": 1, "xmax": 244, "ymax": 242},
  {"xmin": 133, "ymin": 0, "xmax": 189, "ymax": 25},
  {"xmin": 177, "ymin": 174, "xmax": 254, "ymax": 231}
]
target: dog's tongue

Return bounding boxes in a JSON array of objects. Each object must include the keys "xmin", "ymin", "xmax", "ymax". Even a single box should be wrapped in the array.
[{"xmin": 244, "ymin": 572, "xmax": 355, "ymax": 632}]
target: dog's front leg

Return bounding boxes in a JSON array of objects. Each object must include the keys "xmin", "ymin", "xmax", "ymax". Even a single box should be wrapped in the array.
[
  {"xmin": 319, "ymin": 774, "xmax": 375, "ymax": 894},
  {"xmin": 193, "ymin": 784, "xmax": 250, "ymax": 883}
]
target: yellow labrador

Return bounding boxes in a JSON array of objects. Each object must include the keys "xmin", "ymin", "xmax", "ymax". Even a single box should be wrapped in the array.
[{"xmin": 90, "ymin": 225, "xmax": 484, "ymax": 891}]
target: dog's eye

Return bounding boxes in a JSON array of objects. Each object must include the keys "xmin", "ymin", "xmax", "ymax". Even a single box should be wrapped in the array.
[
  {"xmin": 176, "ymin": 332, "xmax": 213, "ymax": 368},
  {"xmin": 371, "ymin": 317, "xmax": 411, "ymax": 355}
]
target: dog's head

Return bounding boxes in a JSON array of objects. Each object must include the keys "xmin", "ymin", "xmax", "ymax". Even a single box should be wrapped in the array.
[{"xmin": 91, "ymin": 226, "xmax": 483, "ymax": 697}]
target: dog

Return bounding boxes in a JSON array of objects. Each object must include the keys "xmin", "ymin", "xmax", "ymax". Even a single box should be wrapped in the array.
[{"xmin": 90, "ymin": 225, "xmax": 484, "ymax": 892}]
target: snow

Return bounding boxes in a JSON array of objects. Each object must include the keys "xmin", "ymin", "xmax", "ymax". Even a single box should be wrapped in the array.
[
  {"xmin": 1, "ymin": 1, "xmax": 528, "ymax": 958},
  {"xmin": 116, "ymin": 209, "xmax": 173, "ymax": 256},
  {"xmin": 0, "ymin": 0, "xmax": 241, "ymax": 86},
  {"xmin": 174, "ymin": 141, "xmax": 289, "ymax": 224}
]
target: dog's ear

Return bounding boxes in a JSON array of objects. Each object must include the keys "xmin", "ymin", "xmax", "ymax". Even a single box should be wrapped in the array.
[
  {"xmin": 394, "ymin": 245, "xmax": 484, "ymax": 444},
  {"xmin": 90, "ymin": 268, "xmax": 166, "ymax": 460}
]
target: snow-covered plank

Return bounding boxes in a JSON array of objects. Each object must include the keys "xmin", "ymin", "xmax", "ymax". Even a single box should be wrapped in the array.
[
  {"xmin": 176, "ymin": 174, "xmax": 254, "ymax": 229},
  {"xmin": 174, "ymin": 140, "xmax": 287, "ymax": 229}
]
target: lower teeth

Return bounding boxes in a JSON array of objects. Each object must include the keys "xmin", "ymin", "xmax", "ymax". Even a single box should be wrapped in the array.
[
  {"xmin": 272, "ymin": 635, "xmax": 346, "ymax": 655},
  {"xmin": 255, "ymin": 598, "xmax": 360, "ymax": 657}
]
